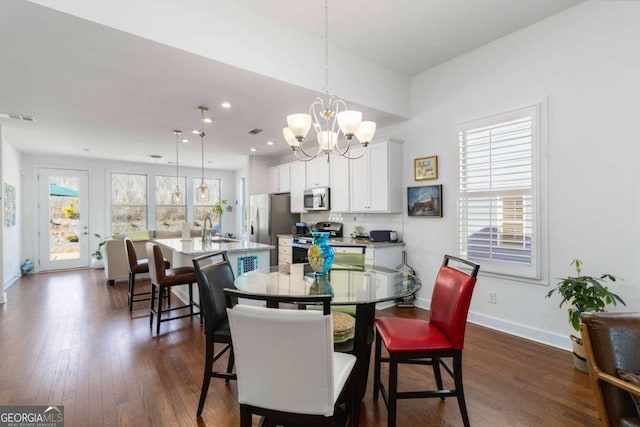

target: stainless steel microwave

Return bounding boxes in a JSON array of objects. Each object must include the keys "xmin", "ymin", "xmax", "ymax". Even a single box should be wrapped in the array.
[{"xmin": 303, "ymin": 187, "xmax": 330, "ymax": 211}]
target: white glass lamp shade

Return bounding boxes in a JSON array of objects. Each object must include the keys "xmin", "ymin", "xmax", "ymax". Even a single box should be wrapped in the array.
[
  {"xmin": 198, "ymin": 183, "xmax": 210, "ymax": 202},
  {"xmin": 319, "ymin": 131, "xmax": 338, "ymax": 151},
  {"xmin": 337, "ymin": 110, "xmax": 363, "ymax": 137},
  {"xmin": 355, "ymin": 121, "xmax": 376, "ymax": 144},
  {"xmin": 287, "ymin": 114, "xmax": 312, "ymax": 140},
  {"xmin": 283, "ymin": 127, "xmax": 300, "ymax": 148}
]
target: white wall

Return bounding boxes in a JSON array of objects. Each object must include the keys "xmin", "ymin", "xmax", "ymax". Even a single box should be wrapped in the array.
[
  {"xmin": 1, "ymin": 138, "xmax": 22, "ymax": 289},
  {"xmin": 20, "ymin": 153, "xmax": 238, "ymax": 271},
  {"xmin": 395, "ymin": 1, "xmax": 640, "ymax": 350}
]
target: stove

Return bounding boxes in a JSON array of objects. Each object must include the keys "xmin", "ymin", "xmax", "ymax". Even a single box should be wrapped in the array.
[{"xmin": 291, "ymin": 222, "xmax": 343, "ymax": 263}]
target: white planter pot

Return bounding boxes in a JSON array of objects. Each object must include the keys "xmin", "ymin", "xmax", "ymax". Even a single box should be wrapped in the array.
[{"xmin": 91, "ymin": 256, "xmax": 105, "ymax": 269}]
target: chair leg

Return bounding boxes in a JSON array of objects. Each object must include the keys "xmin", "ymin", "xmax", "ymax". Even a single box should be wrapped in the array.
[
  {"xmin": 156, "ymin": 285, "xmax": 164, "ymax": 335},
  {"xmin": 189, "ymin": 282, "xmax": 194, "ymax": 315},
  {"xmin": 388, "ymin": 356, "xmax": 398, "ymax": 427},
  {"xmin": 197, "ymin": 339, "xmax": 215, "ymax": 417},
  {"xmin": 453, "ymin": 352, "xmax": 470, "ymax": 427},
  {"xmin": 432, "ymin": 357, "xmax": 445, "ymax": 400},
  {"xmin": 225, "ymin": 346, "xmax": 235, "ymax": 384},
  {"xmin": 128, "ymin": 272, "xmax": 135, "ymax": 312},
  {"xmin": 373, "ymin": 332, "xmax": 382, "ymax": 400},
  {"xmin": 239, "ymin": 404, "xmax": 253, "ymax": 427},
  {"xmin": 149, "ymin": 283, "xmax": 156, "ymax": 327}
]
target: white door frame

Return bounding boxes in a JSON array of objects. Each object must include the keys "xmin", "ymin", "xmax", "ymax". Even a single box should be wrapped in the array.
[{"xmin": 38, "ymin": 168, "xmax": 90, "ymax": 271}]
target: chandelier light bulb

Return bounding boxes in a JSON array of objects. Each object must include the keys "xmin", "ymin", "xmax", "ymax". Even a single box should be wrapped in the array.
[
  {"xmin": 287, "ymin": 114, "xmax": 312, "ymax": 140},
  {"xmin": 337, "ymin": 110, "xmax": 363, "ymax": 138},
  {"xmin": 319, "ymin": 131, "xmax": 338, "ymax": 151},
  {"xmin": 355, "ymin": 121, "xmax": 376, "ymax": 145},
  {"xmin": 283, "ymin": 127, "xmax": 300, "ymax": 148}
]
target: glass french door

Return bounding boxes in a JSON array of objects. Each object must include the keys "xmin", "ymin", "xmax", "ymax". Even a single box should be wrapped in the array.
[{"xmin": 38, "ymin": 168, "xmax": 90, "ymax": 270}]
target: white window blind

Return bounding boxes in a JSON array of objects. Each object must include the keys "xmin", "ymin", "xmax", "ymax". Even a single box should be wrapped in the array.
[{"xmin": 458, "ymin": 105, "xmax": 540, "ymax": 279}]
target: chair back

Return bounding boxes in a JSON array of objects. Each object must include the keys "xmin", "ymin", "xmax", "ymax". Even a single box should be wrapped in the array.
[
  {"xmin": 429, "ymin": 255, "xmax": 479, "ymax": 350},
  {"xmin": 124, "ymin": 238, "xmax": 139, "ymax": 272},
  {"xmin": 146, "ymin": 242, "xmax": 167, "ymax": 285},
  {"xmin": 225, "ymin": 292, "xmax": 336, "ymax": 416},
  {"xmin": 581, "ymin": 312, "xmax": 640, "ymax": 425},
  {"xmin": 193, "ymin": 251, "xmax": 235, "ymax": 335}
]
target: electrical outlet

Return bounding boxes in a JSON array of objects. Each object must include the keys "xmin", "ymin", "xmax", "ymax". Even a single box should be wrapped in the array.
[{"xmin": 488, "ymin": 291, "xmax": 497, "ymax": 304}]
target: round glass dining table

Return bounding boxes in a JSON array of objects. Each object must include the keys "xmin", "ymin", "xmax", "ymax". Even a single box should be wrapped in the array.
[{"xmin": 234, "ymin": 262, "xmax": 421, "ymax": 424}]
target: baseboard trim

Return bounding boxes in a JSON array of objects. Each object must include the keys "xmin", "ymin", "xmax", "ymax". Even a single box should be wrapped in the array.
[{"xmin": 414, "ymin": 296, "xmax": 571, "ymax": 352}]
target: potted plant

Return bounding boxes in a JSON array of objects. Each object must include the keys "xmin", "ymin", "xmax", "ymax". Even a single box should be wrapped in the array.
[
  {"xmin": 91, "ymin": 233, "xmax": 108, "ymax": 268},
  {"xmin": 546, "ymin": 259, "xmax": 625, "ymax": 371}
]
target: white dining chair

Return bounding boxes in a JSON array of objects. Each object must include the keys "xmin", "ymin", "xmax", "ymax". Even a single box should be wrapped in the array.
[{"xmin": 225, "ymin": 292, "xmax": 357, "ymax": 426}]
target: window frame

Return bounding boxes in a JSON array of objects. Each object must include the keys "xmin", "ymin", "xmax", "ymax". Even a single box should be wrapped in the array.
[
  {"xmin": 110, "ymin": 172, "xmax": 148, "ymax": 235},
  {"xmin": 456, "ymin": 102, "xmax": 547, "ymax": 281},
  {"xmin": 154, "ymin": 174, "xmax": 186, "ymax": 232}
]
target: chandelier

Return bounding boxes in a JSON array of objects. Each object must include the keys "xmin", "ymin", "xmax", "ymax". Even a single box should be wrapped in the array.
[
  {"xmin": 194, "ymin": 106, "xmax": 211, "ymax": 202},
  {"xmin": 282, "ymin": 0, "xmax": 376, "ymax": 162},
  {"xmin": 172, "ymin": 130, "xmax": 183, "ymax": 204}
]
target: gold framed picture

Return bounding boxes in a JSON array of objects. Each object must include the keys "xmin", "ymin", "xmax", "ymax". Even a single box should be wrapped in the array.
[{"xmin": 414, "ymin": 155, "xmax": 438, "ymax": 181}]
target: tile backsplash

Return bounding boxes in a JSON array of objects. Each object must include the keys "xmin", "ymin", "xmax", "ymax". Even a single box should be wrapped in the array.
[{"xmin": 302, "ymin": 212, "xmax": 404, "ymax": 240}]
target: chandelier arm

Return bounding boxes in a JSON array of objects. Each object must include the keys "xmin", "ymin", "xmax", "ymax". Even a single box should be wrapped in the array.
[{"xmin": 292, "ymin": 149, "xmax": 320, "ymax": 162}]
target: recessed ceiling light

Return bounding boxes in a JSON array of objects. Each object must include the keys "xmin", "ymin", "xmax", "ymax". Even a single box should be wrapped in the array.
[
  {"xmin": 182, "ymin": 138, "xmax": 190, "ymax": 143},
  {"xmin": 221, "ymin": 101, "xmax": 231, "ymax": 109},
  {"xmin": 267, "ymin": 141, "xmax": 274, "ymax": 146},
  {"xmin": 202, "ymin": 117, "xmax": 213, "ymax": 123},
  {"xmin": 192, "ymin": 129, "xmax": 200, "ymax": 135},
  {"xmin": 250, "ymin": 148, "xmax": 257, "ymax": 152}
]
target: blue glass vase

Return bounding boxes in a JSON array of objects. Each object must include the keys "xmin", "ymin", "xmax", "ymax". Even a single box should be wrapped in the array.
[{"xmin": 307, "ymin": 231, "xmax": 334, "ymax": 276}]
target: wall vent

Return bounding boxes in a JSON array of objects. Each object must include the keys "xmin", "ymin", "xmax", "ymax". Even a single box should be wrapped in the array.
[{"xmin": 248, "ymin": 128, "xmax": 263, "ymax": 135}]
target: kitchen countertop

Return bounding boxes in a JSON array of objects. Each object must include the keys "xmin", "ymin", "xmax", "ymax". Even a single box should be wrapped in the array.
[
  {"xmin": 277, "ymin": 234, "xmax": 404, "ymax": 248},
  {"xmin": 154, "ymin": 237, "xmax": 274, "ymax": 256}
]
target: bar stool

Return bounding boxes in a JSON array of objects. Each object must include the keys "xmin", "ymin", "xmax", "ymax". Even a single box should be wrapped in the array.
[
  {"xmin": 146, "ymin": 242, "xmax": 201, "ymax": 334},
  {"xmin": 125, "ymin": 238, "xmax": 169, "ymax": 312}
]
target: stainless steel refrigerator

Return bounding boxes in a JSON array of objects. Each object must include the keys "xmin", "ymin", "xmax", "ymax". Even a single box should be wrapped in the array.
[{"xmin": 249, "ymin": 193, "xmax": 300, "ymax": 266}]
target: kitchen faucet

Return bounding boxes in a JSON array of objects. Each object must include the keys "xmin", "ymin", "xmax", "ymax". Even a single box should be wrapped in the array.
[{"xmin": 202, "ymin": 215, "xmax": 213, "ymax": 243}]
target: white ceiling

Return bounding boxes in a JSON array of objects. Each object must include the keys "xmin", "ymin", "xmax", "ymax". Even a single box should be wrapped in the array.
[{"xmin": 0, "ymin": 0, "xmax": 584, "ymax": 170}]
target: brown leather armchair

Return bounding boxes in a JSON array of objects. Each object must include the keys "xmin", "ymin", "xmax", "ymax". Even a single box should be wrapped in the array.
[{"xmin": 581, "ymin": 312, "xmax": 640, "ymax": 427}]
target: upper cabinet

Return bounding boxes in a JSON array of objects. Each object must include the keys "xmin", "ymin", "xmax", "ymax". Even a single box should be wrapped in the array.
[
  {"xmin": 349, "ymin": 138, "xmax": 403, "ymax": 213},
  {"xmin": 329, "ymin": 155, "xmax": 349, "ymax": 212},
  {"xmin": 268, "ymin": 163, "xmax": 291, "ymax": 193},
  {"xmin": 305, "ymin": 157, "xmax": 330, "ymax": 189},
  {"xmin": 289, "ymin": 162, "xmax": 306, "ymax": 212}
]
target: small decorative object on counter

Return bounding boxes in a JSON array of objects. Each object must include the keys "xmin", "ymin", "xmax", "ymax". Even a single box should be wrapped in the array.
[
  {"xmin": 21, "ymin": 259, "xmax": 34, "ymax": 275},
  {"xmin": 307, "ymin": 231, "xmax": 335, "ymax": 275}
]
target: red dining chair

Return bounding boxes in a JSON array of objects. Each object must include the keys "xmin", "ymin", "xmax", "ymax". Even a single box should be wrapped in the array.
[{"xmin": 373, "ymin": 255, "xmax": 480, "ymax": 427}]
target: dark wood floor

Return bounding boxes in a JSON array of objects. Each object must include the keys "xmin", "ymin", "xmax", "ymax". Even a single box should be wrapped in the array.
[{"xmin": 0, "ymin": 269, "xmax": 599, "ymax": 426}]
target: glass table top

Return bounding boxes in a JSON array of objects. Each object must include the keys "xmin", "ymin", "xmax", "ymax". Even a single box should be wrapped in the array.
[{"xmin": 234, "ymin": 263, "xmax": 421, "ymax": 306}]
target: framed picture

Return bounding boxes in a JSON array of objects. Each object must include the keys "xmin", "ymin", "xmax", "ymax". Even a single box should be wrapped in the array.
[
  {"xmin": 407, "ymin": 185, "xmax": 442, "ymax": 217},
  {"xmin": 414, "ymin": 155, "xmax": 438, "ymax": 181}
]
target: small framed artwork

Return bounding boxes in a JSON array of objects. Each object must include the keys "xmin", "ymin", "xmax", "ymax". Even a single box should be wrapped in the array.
[
  {"xmin": 407, "ymin": 185, "xmax": 442, "ymax": 217},
  {"xmin": 414, "ymin": 155, "xmax": 438, "ymax": 181}
]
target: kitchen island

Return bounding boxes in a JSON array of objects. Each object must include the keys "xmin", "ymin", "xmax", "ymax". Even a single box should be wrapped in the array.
[{"xmin": 153, "ymin": 237, "xmax": 274, "ymax": 305}]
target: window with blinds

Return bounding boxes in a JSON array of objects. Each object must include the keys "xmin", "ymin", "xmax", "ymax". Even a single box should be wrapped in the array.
[{"xmin": 458, "ymin": 105, "xmax": 541, "ymax": 279}]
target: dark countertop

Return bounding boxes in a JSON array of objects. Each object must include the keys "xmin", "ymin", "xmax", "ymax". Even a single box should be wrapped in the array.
[{"xmin": 276, "ymin": 234, "xmax": 404, "ymax": 248}]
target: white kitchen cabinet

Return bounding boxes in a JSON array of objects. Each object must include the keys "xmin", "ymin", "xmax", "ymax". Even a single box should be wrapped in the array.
[
  {"xmin": 289, "ymin": 162, "xmax": 306, "ymax": 212},
  {"xmin": 305, "ymin": 156, "xmax": 330, "ymax": 189},
  {"xmin": 278, "ymin": 236, "xmax": 293, "ymax": 265},
  {"xmin": 349, "ymin": 138, "xmax": 403, "ymax": 213},
  {"xmin": 329, "ymin": 155, "xmax": 349, "ymax": 212},
  {"xmin": 268, "ymin": 163, "xmax": 291, "ymax": 193}
]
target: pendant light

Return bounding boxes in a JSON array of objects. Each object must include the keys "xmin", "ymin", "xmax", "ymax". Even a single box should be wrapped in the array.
[
  {"xmin": 172, "ymin": 130, "xmax": 183, "ymax": 204},
  {"xmin": 283, "ymin": 0, "xmax": 376, "ymax": 162},
  {"xmin": 195, "ymin": 106, "xmax": 210, "ymax": 202}
]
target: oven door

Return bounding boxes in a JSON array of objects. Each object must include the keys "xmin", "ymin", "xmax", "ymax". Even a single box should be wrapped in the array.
[{"xmin": 292, "ymin": 245, "xmax": 309, "ymax": 264}]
